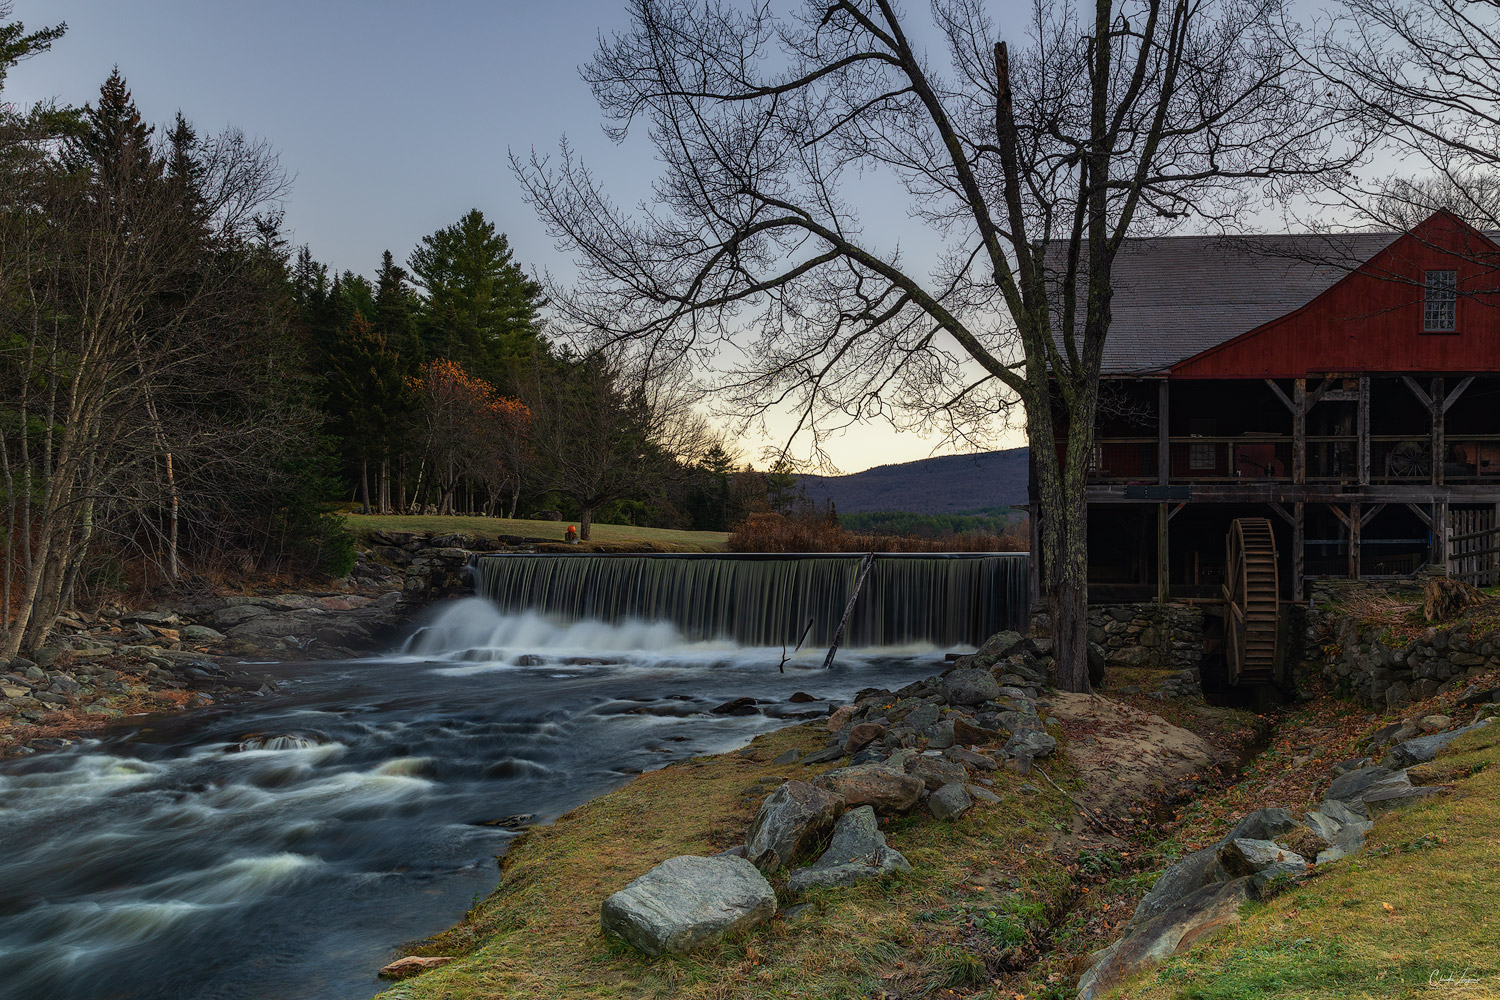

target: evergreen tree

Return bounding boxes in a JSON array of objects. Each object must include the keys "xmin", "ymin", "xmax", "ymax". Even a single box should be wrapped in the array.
[
  {"xmin": 408, "ymin": 209, "xmax": 545, "ymax": 388},
  {"xmin": 63, "ymin": 67, "xmax": 158, "ymax": 185},
  {"xmin": 373, "ymin": 249, "xmax": 420, "ymax": 366}
]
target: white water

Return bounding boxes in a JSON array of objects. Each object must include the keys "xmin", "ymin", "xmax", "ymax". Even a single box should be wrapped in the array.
[{"xmin": 0, "ymin": 604, "xmax": 956, "ymax": 1000}]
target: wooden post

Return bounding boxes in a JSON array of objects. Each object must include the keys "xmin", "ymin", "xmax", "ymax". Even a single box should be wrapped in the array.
[
  {"xmin": 1434, "ymin": 498, "xmax": 1449, "ymax": 573},
  {"xmin": 1293, "ymin": 501, "xmax": 1305, "ymax": 602},
  {"xmin": 1293, "ymin": 378, "xmax": 1307, "ymax": 485},
  {"xmin": 1349, "ymin": 501, "xmax": 1361, "ymax": 580},
  {"xmin": 1357, "ymin": 376, "xmax": 1371, "ymax": 486},
  {"xmin": 1156, "ymin": 502, "xmax": 1169, "ymax": 603},
  {"xmin": 1157, "ymin": 379, "xmax": 1170, "ymax": 485},
  {"xmin": 1432, "ymin": 376, "xmax": 1445, "ymax": 487}
]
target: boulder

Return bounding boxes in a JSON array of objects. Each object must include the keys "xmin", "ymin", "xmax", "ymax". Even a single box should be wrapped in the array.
[
  {"xmin": 600, "ymin": 855, "xmax": 777, "ymax": 956},
  {"xmin": 943, "ymin": 668, "xmax": 1001, "ymax": 706},
  {"xmin": 844, "ymin": 722, "xmax": 886, "ymax": 753},
  {"xmin": 825, "ymin": 705, "xmax": 857, "ymax": 732},
  {"xmin": 1326, "ymin": 766, "xmax": 1443, "ymax": 812},
  {"xmin": 925, "ymin": 719, "xmax": 956, "ymax": 750},
  {"xmin": 1217, "ymin": 838, "xmax": 1306, "ymax": 878},
  {"xmin": 943, "ymin": 746, "xmax": 998, "ymax": 771},
  {"xmin": 744, "ymin": 780, "xmax": 845, "ymax": 871},
  {"xmin": 120, "ymin": 610, "xmax": 182, "ymax": 627},
  {"xmin": 1224, "ymin": 808, "xmax": 1300, "ymax": 844},
  {"xmin": 953, "ymin": 715, "xmax": 1006, "ymax": 746},
  {"xmin": 786, "ymin": 806, "xmax": 911, "ymax": 891},
  {"xmin": 812, "ymin": 762, "xmax": 924, "ymax": 814},
  {"xmin": 378, "ymin": 956, "xmax": 455, "ymax": 980},
  {"xmin": 710, "ymin": 697, "xmax": 759, "ymax": 716},
  {"xmin": 928, "ymin": 782, "xmax": 973, "ymax": 821},
  {"xmin": 1381, "ymin": 718, "xmax": 1493, "ymax": 768},
  {"xmin": 905, "ymin": 754, "xmax": 969, "ymax": 791},
  {"xmin": 1003, "ymin": 729, "xmax": 1057, "ymax": 760},
  {"xmin": 210, "ymin": 605, "xmax": 272, "ymax": 628},
  {"xmin": 1122, "ymin": 847, "xmax": 1226, "ymax": 935},
  {"xmin": 1078, "ymin": 878, "xmax": 1255, "ymax": 1000},
  {"xmin": 180, "ymin": 625, "xmax": 226, "ymax": 644}
]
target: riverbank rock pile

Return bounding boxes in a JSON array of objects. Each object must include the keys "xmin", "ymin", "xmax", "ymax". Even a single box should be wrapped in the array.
[
  {"xmin": 600, "ymin": 633, "xmax": 1062, "ymax": 956},
  {"xmin": 1076, "ymin": 715, "xmax": 1493, "ymax": 998},
  {"xmin": 0, "ymin": 587, "xmax": 410, "ymax": 756}
]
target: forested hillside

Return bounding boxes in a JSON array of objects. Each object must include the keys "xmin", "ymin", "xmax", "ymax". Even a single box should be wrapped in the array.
[{"xmin": 799, "ymin": 447, "xmax": 1029, "ymax": 515}]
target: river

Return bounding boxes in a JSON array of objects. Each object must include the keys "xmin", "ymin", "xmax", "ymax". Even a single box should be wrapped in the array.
[{"xmin": 0, "ymin": 598, "xmax": 950, "ymax": 1000}]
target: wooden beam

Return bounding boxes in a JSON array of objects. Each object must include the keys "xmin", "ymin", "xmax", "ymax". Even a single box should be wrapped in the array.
[
  {"xmin": 1329, "ymin": 504, "xmax": 1351, "ymax": 529},
  {"xmin": 1267, "ymin": 501, "xmax": 1296, "ymax": 526},
  {"xmin": 1404, "ymin": 501, "xmax": 1432, "ymax": 528},
  {"xmin": 1167, "ymin": 501, "xmax": 1187, "ymax": 521},
  {"xmin": 1443, "ymin": 375, "xmax": 1475, "ymax": 413},
  {"xmin": 1360, "ymin": 502, "xmax": 1386, "ymax": 527},
  {"xmin": 1157, "ymin": 380, "xmax": 1170, "ymax": 486},
  {"xmin": 1293, "ymin": 378, "xmax": 1307, "ymax": 486},
  {"xmin": 1350, "ymin": 501, "xmax": 1361, "ymax": 580},
  {"xmin": 1402, "ymin": 375, "xmax": 1434, "ymax": 412},
  {"xmin": 1357, "ymin": 376, "xmax": 1371, "ymax": 486},
  {"xmin": 1433, "ymin": 376, "xmax": 1446, "ymax": 487},
  {"xmin": 1156, "ymin": 502, "xmax": 1170, "ymax": 603},
  {"xmin": 1264, "ymin": 378, "xmax": 1294, "ymax": 412},
  {"xmin": 1293, "ymin": 501, "xmax": 1305, "ymax": 602},
  {"xmin": 1435, "ymin": 498, "xmax": 1449, "ymax": 572},
  {"xmin": 1307, "ymin": 376, "xmax": 1334, "ymax": 409}
]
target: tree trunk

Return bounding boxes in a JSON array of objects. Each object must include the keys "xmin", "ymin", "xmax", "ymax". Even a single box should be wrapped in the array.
[
  {"xmin": 509, "ymin": 485, "xmax": 520, "ymax": 519},
  {"xmin": 165, "ymin": 450, "xmax": 179, "ymax": 580},
  {"xmin": 359, "ymin": 459, "xmax": 371, "ymax": 515},
  {"xmin": 580, "ymin": 506, "xmax": 594, "ymax": 541}
]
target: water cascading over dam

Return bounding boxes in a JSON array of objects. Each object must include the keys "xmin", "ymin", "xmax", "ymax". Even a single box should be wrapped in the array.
[{"xmin": 473, "ymin": 552, "xmax": 1028, "ymax": 647}]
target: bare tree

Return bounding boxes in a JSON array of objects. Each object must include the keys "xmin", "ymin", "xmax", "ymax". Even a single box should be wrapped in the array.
[
  {"xmin": 515, "ymin": 0, "xmax": 1356, "ymax": 689},
  {"xmin": 0, "ymin": 69, "xmax": 295, "ymax": 657},
  {"xmin": 526, "ymin": 349, "xmax": 712, "ymax": 540},
  {"xmin": 1312, "ymin": 0, "xmax": 1500, "ymax": 230}
]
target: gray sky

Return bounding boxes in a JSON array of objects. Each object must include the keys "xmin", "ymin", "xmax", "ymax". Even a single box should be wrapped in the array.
[{"xmin": 5, "ymin": 0, "xmax": 1025, "ymax": 472}]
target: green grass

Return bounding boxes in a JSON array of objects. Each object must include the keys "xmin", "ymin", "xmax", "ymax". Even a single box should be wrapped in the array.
[
  {"xmin": 1105, "ymin": 723, "xmax": 1500, "ymax": 1000},
  {"xmin": 380, "ymin": 722, "xmax": 1079, "ymax": 1000},
  {"xmin": 343, "ymin": 513, "xmax": 729, "ymax": 552}
]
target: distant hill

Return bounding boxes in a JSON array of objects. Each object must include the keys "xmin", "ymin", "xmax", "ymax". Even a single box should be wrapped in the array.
[{"xmin": 799, "ymin": 447, "xmax": 1029, "ymax": 515}]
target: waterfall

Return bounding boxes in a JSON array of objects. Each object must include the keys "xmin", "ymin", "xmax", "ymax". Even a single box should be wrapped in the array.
[{"xmin": 472, "ymin": 553, "xmax": 1028, "ymax": 647}]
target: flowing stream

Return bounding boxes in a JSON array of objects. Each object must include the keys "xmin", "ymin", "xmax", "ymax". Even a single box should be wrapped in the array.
[{"xmin": 0, "ymin": 599, "xmax": 955, "ymax": 1000}]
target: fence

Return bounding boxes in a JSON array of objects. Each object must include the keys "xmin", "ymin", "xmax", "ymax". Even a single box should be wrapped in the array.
[{"xmin": 1448, "ymin": 508, "xmax": 1500, "ymax": 587}]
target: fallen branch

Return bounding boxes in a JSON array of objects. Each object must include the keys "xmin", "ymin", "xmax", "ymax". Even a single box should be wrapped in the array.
[
  {"xmin": 1033, "ymin": 763, "xmax": 1123, "ymax": 837},
  {"xmin": 823, "ymin": 552, "xmax": 875, "ymax": 670},
  {"xmin": 779, "ymin": 616, "xmax": 815, "ymax": 673}
]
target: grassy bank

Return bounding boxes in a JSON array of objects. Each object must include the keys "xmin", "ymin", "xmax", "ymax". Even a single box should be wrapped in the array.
[
  {"xmin": 343, "ymin": 514, "xmax": 729, "ymax": 552},
  {"xmin": 381, "ymin": 722, "xmax": 1083, "ymax": 1000},
  {"xmin": 1105, "ymin": 721, "xmax": 1500, "ymax": 1000}
]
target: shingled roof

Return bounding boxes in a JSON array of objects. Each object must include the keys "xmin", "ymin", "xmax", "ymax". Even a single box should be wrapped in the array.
[{"xmin": 1050, "ymin": 232, "xmax": 1402, "ymax": 375}]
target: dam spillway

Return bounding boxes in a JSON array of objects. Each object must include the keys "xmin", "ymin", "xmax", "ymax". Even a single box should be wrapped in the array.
[{"xmin": 472, "ymin": 552, "xmax": 1028, "ymax": 647}]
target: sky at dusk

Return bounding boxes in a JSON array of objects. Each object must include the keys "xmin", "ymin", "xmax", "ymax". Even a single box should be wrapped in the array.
[{"xmin": 5, "ymin": 0, "xmax": 1028, "ymax": 473}]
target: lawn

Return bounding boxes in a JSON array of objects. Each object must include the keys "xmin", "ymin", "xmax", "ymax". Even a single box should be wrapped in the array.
[
  {"xmin": 343, "ymin": 513, "xmax": 729, "ymax": 552},
  {"xmin": 379, "ymin": 721, "xmax": 1081, "ymax": 1000}
]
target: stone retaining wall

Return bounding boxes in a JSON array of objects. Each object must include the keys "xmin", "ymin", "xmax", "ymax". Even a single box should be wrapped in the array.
[{"xmin": 1317, "ymin": 610, "xmax": 1500, "ymax": 708}]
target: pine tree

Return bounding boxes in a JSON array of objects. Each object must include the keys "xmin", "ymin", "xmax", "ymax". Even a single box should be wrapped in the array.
[
  {"xmin": 373, "ymin": 249, "xmax": 420, "ymax": 367},
  {"xmin": 64, "ymin": 67, "xmax": 158, "ymax": 184},
  {"xmin": 408, "ymin": 209, "xmax": 545, "ymax": 389}
]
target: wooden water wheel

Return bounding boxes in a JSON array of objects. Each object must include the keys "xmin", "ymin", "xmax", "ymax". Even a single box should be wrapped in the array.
[{"xmin": 1223, "ymin": 517, "xmax": 1279, "ymax": 685}]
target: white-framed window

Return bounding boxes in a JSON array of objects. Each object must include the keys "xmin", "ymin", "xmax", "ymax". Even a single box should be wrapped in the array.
[
  {"xmin": 1424, "ymin": 269, "xmax": 1457, "ymax": 332},
  {"xmin": 1189, "ymin": 442, "xmax": 1216, "ymax": 470}
]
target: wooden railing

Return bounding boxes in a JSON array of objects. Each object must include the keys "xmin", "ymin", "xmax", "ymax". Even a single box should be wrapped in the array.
[{"xmin": 1088, "ymin": 433, "xmax": 1500, "ymax": 484}]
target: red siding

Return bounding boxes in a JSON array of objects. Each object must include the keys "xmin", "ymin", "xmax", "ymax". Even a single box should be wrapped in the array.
[{"xmin": 1171, "ymin": 213, "xmax": 1500, "ymax": 378}]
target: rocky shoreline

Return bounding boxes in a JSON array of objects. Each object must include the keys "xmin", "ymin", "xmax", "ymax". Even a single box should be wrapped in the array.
[{"xmin": 0, "ymin": 529, "xmax": 505, "ymax": 758}]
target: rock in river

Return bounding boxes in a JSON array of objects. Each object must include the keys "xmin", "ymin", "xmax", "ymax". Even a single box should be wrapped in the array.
[{"xmin": 601, "ymin": 855, "xmax": 777, "ymax": 956}]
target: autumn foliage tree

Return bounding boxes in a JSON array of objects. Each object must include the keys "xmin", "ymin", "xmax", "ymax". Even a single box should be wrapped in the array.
[{"xmin": 407, "ymin": 359, "xmax": 530, "ymax": 516}]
